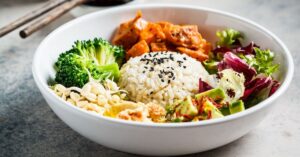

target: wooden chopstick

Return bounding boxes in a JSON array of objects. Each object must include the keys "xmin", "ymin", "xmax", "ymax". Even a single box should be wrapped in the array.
[
  {"xmin": 20, "ymin": 0, "xmax": 88, "ymax": 38},
  {"xmin": 0, "ymin": 0, "xmax": 67, "ymax": 37}
]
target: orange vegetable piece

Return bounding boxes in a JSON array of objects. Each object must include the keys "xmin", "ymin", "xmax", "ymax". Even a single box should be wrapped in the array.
[
  {"xmin": 150, "ymin": 42, "xmax": 168, "ymax": 52},
  {"xmin": 126, "ymin": 40, "xmax": 150, "ymax": 60},
  {"xmin": 156, "ymin": 21, "xmax": 173, "ymax": 30},
  {"xmin": 177, "ymin": 47, "xmax": 208, "ymax": 61},
  {"xmin": 112, "ymin": 11, "xmax": 148, "ymax": 50},
  {"xmin": 199, "ymin": 39, "xmax": 212, "ymax": 54},
  {"xmin": 164, "ymin": 24, "xmax": 203, "ymax": 49},
  {"xmin": 140, "ymin": 22, "xmax": 165, "ymax": 44}
]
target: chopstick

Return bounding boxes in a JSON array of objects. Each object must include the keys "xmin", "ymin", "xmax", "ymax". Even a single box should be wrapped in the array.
[
  {"xmin": 20, "ymin": 0, "xmax": 88, "ymax": 38},
  {"xmin": 0, "ymin": 0, "xmax": 67, "ymax": 37}
]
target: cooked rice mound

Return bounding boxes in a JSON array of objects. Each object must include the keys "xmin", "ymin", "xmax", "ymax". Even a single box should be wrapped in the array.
[{"xmin": 119, "ymin": 51, "xmax": 215, "ymax": 106}]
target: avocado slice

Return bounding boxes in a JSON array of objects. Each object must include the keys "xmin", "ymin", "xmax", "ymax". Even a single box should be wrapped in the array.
[
  {"xmin": 229, "ymin": 100, "xmax": 245, "ymax": 114},
  {"xmin": 203, "ymin": 60, "xmax": 218, "ymax": 74},
  {"xmin": 219, "ymin": 107, "xmax": 230, "ymax": 116},
  {"xmin": 195, "ymin": 88, "xmax": 226, "ymax": 102},
  {"xmin": 176, "ymin": 96, "xmax": 198, "ymax": 116},
  {"xmin": 202, "ymin": 98, "xmax": 224, "ymax": 119}
]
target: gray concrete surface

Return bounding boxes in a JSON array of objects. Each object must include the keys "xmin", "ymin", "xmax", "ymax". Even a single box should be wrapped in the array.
[{"xmin": 0, "ymin": 0, "xmax": 299, "ymax": 156}]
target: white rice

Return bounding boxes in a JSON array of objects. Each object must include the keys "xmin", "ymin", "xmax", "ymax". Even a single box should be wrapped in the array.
[{"xmin": 118, "ymin": 51, "xmax": 215, "ymax": 107}]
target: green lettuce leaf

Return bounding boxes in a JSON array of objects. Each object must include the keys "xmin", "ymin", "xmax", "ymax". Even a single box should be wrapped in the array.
[
  {"xmin": 240, "ymin": 47, "xmax": 279, "ymax": 76},
  {"xmin": 216, "ymin": 28, "xmax": 243, "ymax": 47}
]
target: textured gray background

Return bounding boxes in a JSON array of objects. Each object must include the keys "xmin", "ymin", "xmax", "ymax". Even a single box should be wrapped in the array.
[{"xmin": 0, "ymin": 0, "xmax": 299, "ymax": 156}]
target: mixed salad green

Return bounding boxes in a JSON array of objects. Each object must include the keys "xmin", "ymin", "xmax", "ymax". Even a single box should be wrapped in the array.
[{"xmin": 165, "ymin": 28, "xmax": 280, "ymax": 122}]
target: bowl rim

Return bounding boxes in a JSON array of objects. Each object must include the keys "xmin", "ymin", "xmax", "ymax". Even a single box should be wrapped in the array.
[{"xmin": 32, "ymin": 4, "xmax": 294, "ymax": 128}]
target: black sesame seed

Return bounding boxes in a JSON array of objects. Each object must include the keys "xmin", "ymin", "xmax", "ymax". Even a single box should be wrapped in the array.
[
  {"xmin": 183, "ymin": 66, "xmax": 186, "ymax": 68},
  {"xmin": 168, "ymin": 80, "xmax": 171, "ymax": 84}
]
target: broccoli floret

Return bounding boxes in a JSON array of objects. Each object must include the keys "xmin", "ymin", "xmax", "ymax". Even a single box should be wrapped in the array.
[{"xmin": 54, "ymin": 38, "xmax": 125, "ymax": 87}]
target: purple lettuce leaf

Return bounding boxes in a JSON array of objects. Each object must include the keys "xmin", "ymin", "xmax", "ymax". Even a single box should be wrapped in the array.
[
  {"xmin": 199, "ymin": 78, "xmax": 212, "ymax": 93},
  {"xmin": 212, "ymin": 41, "xmax": 259, "ymax": 57},
  {"xmin": 232, "ymin": 41, "xmax": 259, "ymax": 55},
  {"xmin": 242, "ymin": 76, "xmax": 272, "ymax": 100},
  {"xmin": 218, "ymin": 52, "xmax": 257, "ymax": 82},
  {"xmin": 268, "ymin": 80, "xmax": 280, "ymax": 96}
]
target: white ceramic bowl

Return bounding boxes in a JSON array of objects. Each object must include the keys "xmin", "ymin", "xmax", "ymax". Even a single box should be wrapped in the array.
[{"xmin": 32, "ymin": 4, "xmax": 293, "ymax": 156}]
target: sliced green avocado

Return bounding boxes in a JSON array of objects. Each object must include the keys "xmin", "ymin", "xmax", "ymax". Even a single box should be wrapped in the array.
[
  {"xmin": 203, "ymin": 60, "xmax": 218, "ymax": 74},
  {"xmin": 171, "ymin": 117, "xmax": 184, "ymax": 123},
  {"xmin": 229, "ymin": 100, "xmax": 245, "ymax": 114},
  {"xmin": 176, "ymin": 96, "xmax": 198, "ymax": 116},
  {"xmin": 195, "ymin": 88, "xmax": 226, "ymax": 102},
  {"xmin": 202, "ymin": 98, "xmax": 224, "ymax": 119},
  {"xmin": 219, "ymin": 107, "xmax": 230, "ymax": 116}
]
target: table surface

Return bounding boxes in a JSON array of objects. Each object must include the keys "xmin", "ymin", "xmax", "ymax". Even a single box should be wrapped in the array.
[{"xmin": 0, "ymin": 0, "xmax": 299, "ymax": 156}]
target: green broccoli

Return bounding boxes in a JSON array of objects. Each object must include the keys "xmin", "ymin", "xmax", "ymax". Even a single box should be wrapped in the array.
[{"xmin": 54, "ymin": 38, "xmax": 125, "ymax": 88}]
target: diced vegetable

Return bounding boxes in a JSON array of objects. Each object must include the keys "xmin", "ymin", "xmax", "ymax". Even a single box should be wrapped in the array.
[
  {"xmin": 200, "ymin": 98, "xmax": 224, "ymax": 119},
  {"xmin": 195, "ymin": 88, "xmax": 226, "ymax": 102},
  {"xmin": 150, "ymin": 42, "xmax": 168, "ymax": 52},
  {"xmin": 177, "ymin": 47, "xmax": 208, "ymax": 61},
  {"xmin": 164, "ymin": 24, "xmax": 202, "ymax": 49},
  {"xmin": 175, "ymin": 96, "xmax": 198, "ymax": 117},
  {"xmin": 229, "ymin": 100, "xmax": 245, "ymax": 114},
  {"xmin": 219, "ymin": 107, "xmax": 230, "ymax": 116},
  {"xmin": 140, "ymin": 22, "xmax": 165, "ymax": 44},
  {"xmin": 203, "ymin": 60, "xmax": 218, "ymax": 74},
  {"xmin": 126, "ymin": 40, "xmax": 150, "ymax": 60},
  {"xmin": 112, "ymin": 11, "xmax": 147, "ymax": 50}
]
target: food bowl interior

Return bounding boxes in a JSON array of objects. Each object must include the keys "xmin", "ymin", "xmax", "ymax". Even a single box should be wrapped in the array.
[
  {"xmin": 31, "ymin": 5, "xmax": 293, "ymax": 156},
  {"xmin": 34, "ymin": 5, "xmax": 289, "ymax": 113}
]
